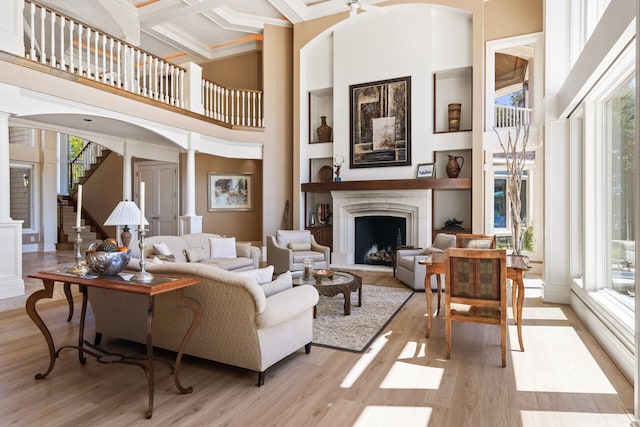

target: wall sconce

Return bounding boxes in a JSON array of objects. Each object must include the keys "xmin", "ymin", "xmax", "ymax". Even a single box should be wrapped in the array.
[{"xmin": 22, "ymin": 171, "xmax": 29, "ymax": 188}]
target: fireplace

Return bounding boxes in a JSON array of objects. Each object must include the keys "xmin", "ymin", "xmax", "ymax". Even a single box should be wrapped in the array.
[
  {"xmin": 355, "ymin": 216, "xmax": 406, "ymax": 265},
  {"xmin": 331, "ymin": 190, "xmax": 431, "ymax": 266}
]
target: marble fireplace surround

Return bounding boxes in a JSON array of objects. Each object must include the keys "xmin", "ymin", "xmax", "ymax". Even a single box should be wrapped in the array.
[{"xmin": 331, "ymin": 189, "xmax": 431, "ymax": 266}]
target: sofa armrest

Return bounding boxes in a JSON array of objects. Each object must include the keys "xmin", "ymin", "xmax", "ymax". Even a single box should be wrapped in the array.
[
  {"xmin": 256, "ymin": 285, "xmax": 319, "ymax": 329},
  {"xmin": 267, "ymin": 235, "xmax": 293, "ymax": 274},
  {"xmin": 396, "ymin": 248, "xmax": 426, "ymax": 258},
  {"xmin": 249, "ymin": 245, "xmax": 261, "ymax": 268}
]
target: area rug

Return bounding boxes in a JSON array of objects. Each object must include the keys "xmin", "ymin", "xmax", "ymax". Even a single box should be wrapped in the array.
[{"xmin": 312, "ymin": 284, "xmax": 414, "ymax": 353}]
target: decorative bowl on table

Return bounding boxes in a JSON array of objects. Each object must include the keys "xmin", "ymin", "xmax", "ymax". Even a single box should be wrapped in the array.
[
  {"xmin": 85, "ymin": 239, "xmax": 131, "ymax": 277},
  {"xmin": 314, "ymin": 269, "xmax": 333, "ymax": 283}
]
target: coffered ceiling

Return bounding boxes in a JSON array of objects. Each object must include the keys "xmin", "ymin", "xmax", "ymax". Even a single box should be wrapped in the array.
[{"xmin": 38, "ymin": 0, "xmax": 384, "ymax": 64}]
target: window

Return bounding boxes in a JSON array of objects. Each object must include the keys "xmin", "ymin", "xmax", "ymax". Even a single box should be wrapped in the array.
[
  {"xmin": 9, "ymin": 165, "xmax": 33, "ymax": 230},
  {"xmin": 605, "ymin": 75, "xmax": 635, "ymax": 301}
]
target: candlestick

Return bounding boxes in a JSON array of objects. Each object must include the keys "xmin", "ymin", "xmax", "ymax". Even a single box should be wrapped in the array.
[
  {"xmin": 67, "ymin": 226, "xmax": 89, "ymax": 275},
  {"xmin": 132, "ymin": 226, "xmax": 153, "ymax": 283},
  {"xmin": 140, "ymin": 181, "xmax": 145, "ymax": 227},
  {"xmin": 76, "ymin": 184, "xmax": 83, "ymax": 228}
]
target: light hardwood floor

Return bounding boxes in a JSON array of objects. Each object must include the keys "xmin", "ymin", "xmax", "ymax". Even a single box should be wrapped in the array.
[{"xmin": 0, "ymin": 252, "xmax": 634, "ymax": 426}]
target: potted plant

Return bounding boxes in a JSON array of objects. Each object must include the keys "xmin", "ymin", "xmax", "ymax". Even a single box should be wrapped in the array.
[{"xmin": 494, "ymin": 122, "xmax": 530, "ymax": 256}]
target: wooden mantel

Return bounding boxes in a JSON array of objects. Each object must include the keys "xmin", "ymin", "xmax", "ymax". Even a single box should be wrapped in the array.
[{"xmin": 301, "ymin": 178, "xmax": 471, "ymax": 192}]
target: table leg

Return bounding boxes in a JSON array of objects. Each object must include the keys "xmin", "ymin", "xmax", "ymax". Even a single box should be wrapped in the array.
[
  {"xmin": 26, "ymin": 279, "xmax": 57, "ymax": 379},
  {"xmin": 146, "ymin": 295, "xmax": 155, "ymax": 419},
  {"xmin": 64, "ymin": 283, "xmax": 74, "ymax": 321},
  {"xmin": 357, "ymin": 283, "xmax": 362, "ymax": 307},
  {"xmin": 343, "ymin": 290, "xmax": 352, "ymax": 316},
  {"xmin": 425, "ymin": 272, "xmax": 433, "ymax": 338},
  {"xmin": 77, "ymin": 285, "xmax": 88, "ymax": 365},
  {"xmin": 435, "ymin": 274, "xmax": 442, "ymax": 316},
  {"xmin": 174, "ymin": 289, "xmax": 201, "ymax": 394},
  {"xmin": 515, "ymin": 275, "xmax": 525, "ymax": 352}
]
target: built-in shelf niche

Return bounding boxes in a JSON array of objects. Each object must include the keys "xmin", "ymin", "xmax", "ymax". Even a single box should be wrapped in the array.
[
  {"xmin": 308, "ymin": 88, "xmax": 333, "ymax": 144},
  {"xmin": 305, "ymin": 157, "xmax": 333, "ymax": 227},
  {"xmin": 433, "ymin": 66, "xmax": 472, "ymax": 134},
  {"xmin": 432, "ymin": 149, "xmax": 472, "ymax": 233}
]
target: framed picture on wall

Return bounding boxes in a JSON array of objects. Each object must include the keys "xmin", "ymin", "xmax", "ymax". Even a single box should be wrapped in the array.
[
  {"xmin": 350, "ymin": 76, "xmax": 411, "ymax": 168},
  {"xmin": 416, "ymin": 163, "xmax": 435, "ymax": 178},
  {"xmin": 207, "ymin": 172, "xmax": 253, "ymax": 211}
]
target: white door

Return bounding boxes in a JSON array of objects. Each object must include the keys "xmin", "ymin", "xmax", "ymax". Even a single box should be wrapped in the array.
[{"xmin": 135, "ymin": 161, "xmax": 178, "ymax": 236}]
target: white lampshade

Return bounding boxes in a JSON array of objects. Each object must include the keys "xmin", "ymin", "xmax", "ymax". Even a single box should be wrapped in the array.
[{"xmin": 104, "ymin": 201, "xmax": 149, "ymax": 226}]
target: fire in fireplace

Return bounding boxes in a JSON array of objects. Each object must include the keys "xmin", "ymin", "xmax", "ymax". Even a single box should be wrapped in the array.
[{"xmin": 354, "ymin": 216, "xmax": 406, "ymax": 265}]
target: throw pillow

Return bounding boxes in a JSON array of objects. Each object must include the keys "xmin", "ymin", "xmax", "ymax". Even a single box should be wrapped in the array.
[
  {"xmin": 433, "ymin": 233, "xmax": 456, "ymax": 250},
  {"xmin": 153, "ymin": 242, "xmax": 172, "ymax": 256},
  {"xmin": 210, "ymin": 237, "xmax": 237, "ymax": 259},
  {"xmin": 288, "ymin": 242, "xmax": 311, "ymax": 251},
  {"xmin": 236, "ymin": 242, "xmax": 251, "ymax": 258},
  {"xmin": 260, "ymin": 271, "xmax": 293, "ymax": 297},
  {"xmin": 184, "ymin": 247, "xmax": 205, "ymax": 263},
  {"xmin": 236, "ymin": 265, "xmax": 275, "ymax": 285}
]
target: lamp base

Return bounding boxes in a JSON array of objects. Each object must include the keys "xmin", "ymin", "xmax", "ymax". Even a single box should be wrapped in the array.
[{"xmin": 121, "ymin": 225, "xmax": 132, "ymax": 248}]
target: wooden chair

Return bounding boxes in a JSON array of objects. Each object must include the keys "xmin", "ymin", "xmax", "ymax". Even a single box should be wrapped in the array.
[
  {"xmin": 456, "ymin": 233, "xmax": 497, "ymax": 249},
  {"xmin": 444, "ymin": 247, "xmax": 508, "ymax": 367}
]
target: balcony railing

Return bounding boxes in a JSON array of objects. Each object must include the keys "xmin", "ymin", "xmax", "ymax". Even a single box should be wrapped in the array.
[
  {"xmin": 494, "ymin": 105, "xmax": 532, "ymax": 128},
  {"xmin": 21, "ymin": 0, "xmax": 264, "ymax": 128}
]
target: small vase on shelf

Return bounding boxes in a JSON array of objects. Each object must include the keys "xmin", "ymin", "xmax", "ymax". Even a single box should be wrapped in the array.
[
  {"xmin": 448, "ymin": 103, "xmax": 461, "ymax": 132},
  {"xmin": 316, "ymin": 116, "xmax": 332, "ymax": 142},
  {"xmin": 445, "ymin": 155, "xmax": 464, "ymax": 178}
]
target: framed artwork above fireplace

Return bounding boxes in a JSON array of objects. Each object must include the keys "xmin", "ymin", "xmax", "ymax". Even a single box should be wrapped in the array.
[{"xmin": 349, "ymin": 76, "xmax": 411, "ymax": 169}]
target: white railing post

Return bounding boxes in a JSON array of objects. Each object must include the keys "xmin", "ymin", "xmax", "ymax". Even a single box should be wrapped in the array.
[
  {"xmin": 39, "ymin": 5, "xmax": 45, "ymax": 64},
  {"xmin": 77, "ymin": 23, "xmax": 83, "ymax": 75},
  {"xmin": 68, "ymin": 20, "xmax": 74, "ymax": 73},
  {"xmin": 50, "ymin": 11, "xmax": 56, "ymax": 67},
  {"xmin": 59, "ymin": 16, "xmax": 65, "ymax": 70}
]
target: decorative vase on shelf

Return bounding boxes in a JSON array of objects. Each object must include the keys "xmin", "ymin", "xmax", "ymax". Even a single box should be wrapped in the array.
[
  {"xmin": 316, "ymin": 116, "xmax": 332, "ymax": 142},
  {"xmin": 448, "ymin": 103, "xmax": 461, "ymax": 132},
  {"xmin": 445, "ymin": 155, "xmax": 464, "ymax": 178}
]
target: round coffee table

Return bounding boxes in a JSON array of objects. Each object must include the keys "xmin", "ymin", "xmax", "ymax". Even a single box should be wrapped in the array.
[{"xmin": 292, "ymin": 271, "xmax": 362, "ymax": 316}]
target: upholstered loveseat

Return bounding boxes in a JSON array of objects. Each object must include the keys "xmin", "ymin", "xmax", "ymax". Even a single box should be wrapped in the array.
[
  {"xmin": 396, "ymin": 233, "xmax": 457, "ymax": 290},
  {"xmin": 88, "ymin": 262, "xmax": 319, "ymax": 385},
  {"xmin": 133, "ymin": 233, "xmax": 260, "ymax": 272}
]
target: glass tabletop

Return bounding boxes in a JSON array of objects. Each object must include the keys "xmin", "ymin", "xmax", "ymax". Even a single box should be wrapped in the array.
[{"xmin": 292, "ymin": 271, "xmax": 354, "ymax": 286}]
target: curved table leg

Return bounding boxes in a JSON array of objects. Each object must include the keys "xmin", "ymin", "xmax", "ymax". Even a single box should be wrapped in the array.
[
  {"xmin": 435, "ymin": 274, "xmax": 442, "ymax": 316},
  {"xmin": 25, "ymin": 279, "xmax": 57, "ymax": 380},
  {"xmin": 64, "ymin": 283, "xmax": 74, "ymax": 321},
  {"xmin": 174, "ymin": 288, "xmax": 202, "ymax": 394},
  {"xmin": 77, "ymin": 286, "xmax": 88, "ymax": 365}
]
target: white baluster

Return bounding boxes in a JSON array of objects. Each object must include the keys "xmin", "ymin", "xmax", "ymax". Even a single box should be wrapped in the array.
[
  {"xmin": 59, "ymin": 16, "xmax": 65, "ymax": 70},
  {"xmin": 86, "ymin": 26, "xmax": 91, "ymax": 78},
  {"xmin": 29, "ymin": 3, "xmax": 36, "ymax": 60},
  {"xmin": 123, "ymin": 45, "xmax": 129, "ymax": 90},
  {"xmin": 136, "ymin": 49, "xmax": 141, "ymax": 94},
  {"xmin": 153, "ymin": 57, "xmax": 159, "ymax": 100},
  {"xmin": 93, "ymin": 30, "xmax": 98, "ymax": 80},
  {"xmin": 116, "ymin": 41, "xmax": 121, "ymax": 87},
  {"xmin": 77, "ymin": 23, "xmax": 83, "ymax": 75},
  {"xmin": 101, "ymin": 34, "xmax": 107, "ymax": 83},
  {"xmin": 108, "ymin": 38, "xmax": 114, "ymax": 85},
  {"xmin": 50, "ymin": 11, "xmax": 56, "ymax": 67},
  {"xmin": 169, "ymin": 64, "xmax": 174, "ymax": 105},
  {"xmin": 68, "ymin": 20, "xmax": 74, "ymax": 73},
  {"xmin": 39, "ymin": 6, "xmax": 46, "ymax": 64},
  {"xmin": 141, "ymin": 52, "xmax": 147, "ymax": 96},
  {"xmin": 258, "ymin": 92, "xmax": 262, "ymax": 127}
]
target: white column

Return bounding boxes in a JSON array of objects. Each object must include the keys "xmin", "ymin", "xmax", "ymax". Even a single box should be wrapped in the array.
[
  {"xmin": 178, "ymin": 147, "xmax": 201, "ymax": 235},
  {"xmin": 122, "ymin": 141, "xmax": 132, "ymax": 201},
  {"xmin": 41, "ymin": 130, "xmax": 58, "ymax": 252},
  {"xmin": 0, "ymin": 111, "xmax": 25, "ymax": 299}
]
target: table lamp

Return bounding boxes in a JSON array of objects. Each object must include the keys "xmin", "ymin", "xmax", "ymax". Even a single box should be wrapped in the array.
[{"xmin": 103, "ymin": 200, "xmax": 149, "ymax": 248}]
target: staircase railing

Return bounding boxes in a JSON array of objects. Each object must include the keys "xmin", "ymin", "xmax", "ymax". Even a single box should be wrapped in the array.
[
  {"xmin": 68, "ymin": 140, "xmax": 105, "ymax": 191},
  {"xmin": 21, "ymin": 0, "xmax": 265, "ymax": 128}
]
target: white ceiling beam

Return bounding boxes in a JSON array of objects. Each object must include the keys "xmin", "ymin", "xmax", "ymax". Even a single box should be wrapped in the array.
[
  {"xmin": 138, "ymin": 0, "xmax": 229, "ymax": 26},
  {"xmin": 142, "ymin": 26, "xmax": 212, "ymax": 62},
  {"xmin": 208, "ymin": 6, "xmax": 291, "ymax": 33}
]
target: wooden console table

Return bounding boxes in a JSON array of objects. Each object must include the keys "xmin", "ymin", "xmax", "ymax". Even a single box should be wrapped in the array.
[
  {"xmin": 420, "ymin": 252, "xmax": 529, "ymax": 351},
  {"xmin": 26, "ymin": 271, "xmax": 202, "ymax": 419}
]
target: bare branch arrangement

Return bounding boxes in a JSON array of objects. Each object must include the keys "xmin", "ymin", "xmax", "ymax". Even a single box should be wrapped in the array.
[{"xmin": 494, "ymin": 122, "xmax": 530, "ymax": 255}]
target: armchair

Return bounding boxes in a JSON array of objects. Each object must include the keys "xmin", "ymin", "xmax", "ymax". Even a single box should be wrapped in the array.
[
  {"xmin": 444, "ymin": 248, "xmax": 507, "ymax": 367},
  {"xmin": 267, "ymin": 230, "xmax": 330, "ymax": 274},
  {"xmin": 396, "ymin": 233, "xmax": 456, "ymax": 290},
  {"xmin": 456, "ymin": 233, "xmax": 497, "ymax": 249}
]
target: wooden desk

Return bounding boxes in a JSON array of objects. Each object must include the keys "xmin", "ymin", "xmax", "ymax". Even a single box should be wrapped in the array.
[
  {"xmin": 26, "ymin": 271, "xmax": 201, "ymax": 419},
  {"xmin": 419, "ymin": 253, "xmax": 528, "ymax": 351}
]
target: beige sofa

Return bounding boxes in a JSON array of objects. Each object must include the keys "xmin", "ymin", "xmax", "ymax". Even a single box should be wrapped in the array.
[
  {"xmin": 88, "ymin": 262, "xmax": 319, "ymax": 385},
  {"xmin": 133, "ymin": 233, "xmax": 260, "ymax": 272}
]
